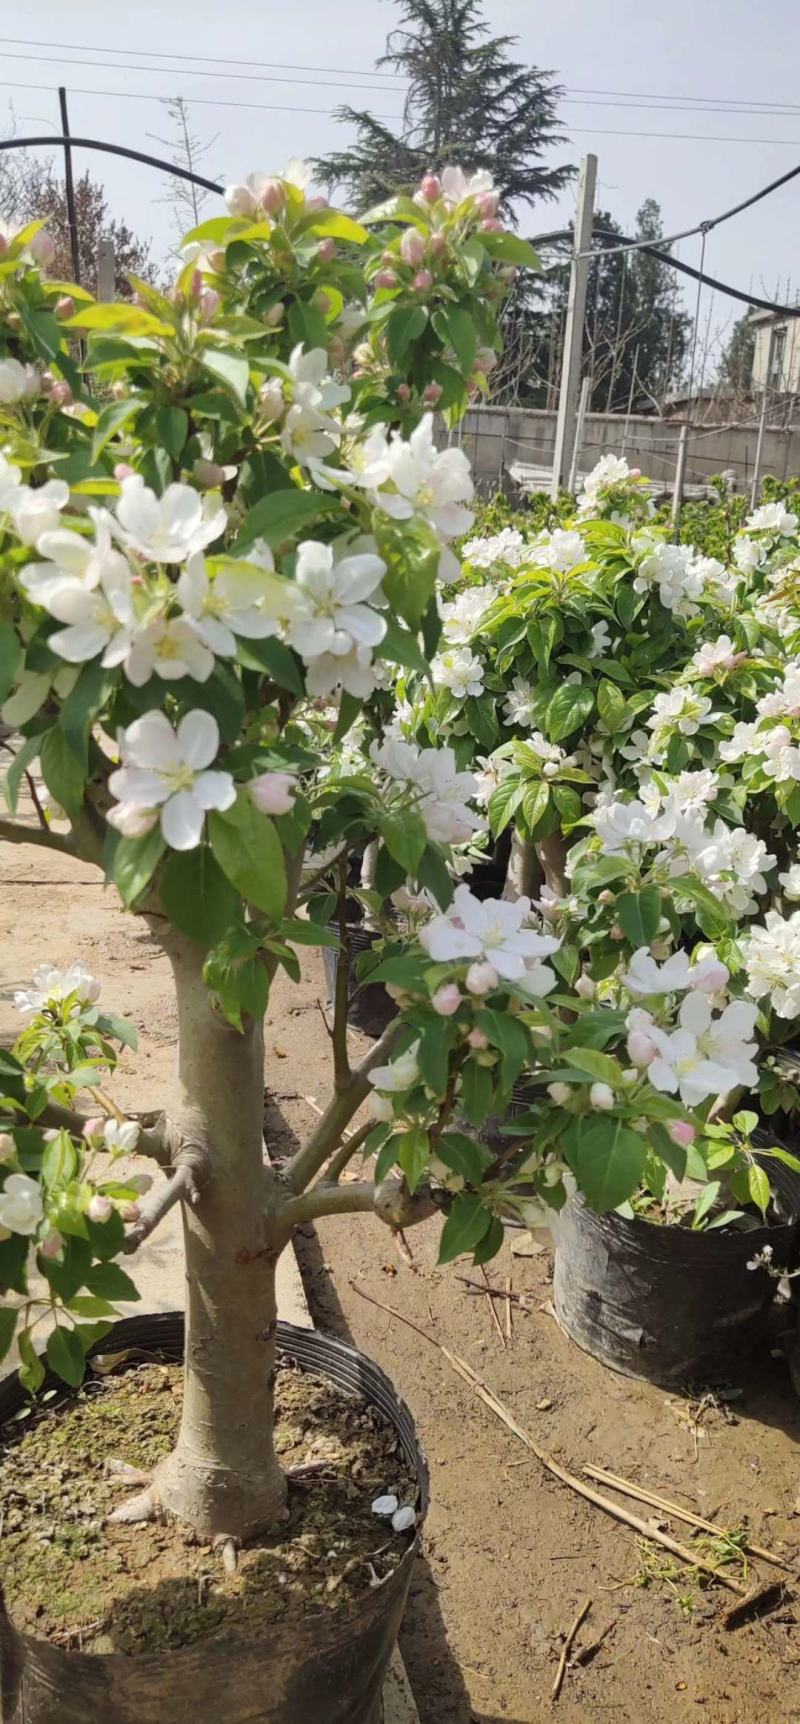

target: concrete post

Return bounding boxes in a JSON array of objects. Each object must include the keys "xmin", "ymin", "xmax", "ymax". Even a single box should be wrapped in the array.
[
  {"xmin": 567, "ymin": 376, "xmax": 591, "ymax": 495},
  {"xmin": 750, "ymin": 392, "xmax": 768, "ymax": 509},
  {"xmin": 550, "ymin": 154, "xmax": 597, "ymax": 498},
  {"xmin": 671, "ymin": 423, "xmax": 689, "ymax": 531}
]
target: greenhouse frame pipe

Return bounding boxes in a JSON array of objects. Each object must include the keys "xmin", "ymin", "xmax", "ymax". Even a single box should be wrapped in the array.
[{"xmin": 0, "ymin": 133, "xmax": 224, "ymax": 196}]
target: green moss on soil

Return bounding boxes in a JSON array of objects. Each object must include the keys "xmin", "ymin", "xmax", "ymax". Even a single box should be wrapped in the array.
[{"xmin": 1, "ymin": 1357, "xmax": 417, "ymax": 1655}]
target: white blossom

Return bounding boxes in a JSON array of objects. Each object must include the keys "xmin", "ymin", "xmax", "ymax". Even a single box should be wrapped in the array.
[
  {"xmin": 529, "ymin": 527, "xmax": 585, "ymax": 572},
  {"xmin": 370, "ymin": 415, "xmax": 474, "ymax": 540},
  {"xmin": 592, "ymin": 797, "xmax": 676, "ymax": 852},
  {"xmin": 370, "ymin": 738, "xmax": 483, "ymax": 844},
  {"xmin": 689, "ymin": 635, "xmax": 745, "ymax": 676},
  {"xmin": 104, "ymin": 1120, "xmax": 140, "ymax": 1154},
  {"xmin": 440, "ymin": 165, "xmax": 495, "ymax": 208},
  {"xmin": 419, "ymin": 884, "xmax": 559, "ymax": 985},
  {"xmin": 124, "ymin": 615, "xmax": 215, "ymax": 686},
  {"xmin": 0, "ymin": 357, "xmax": 40, "ymax": 404},
  {"xmin": 646, "ymin": 992, "xmax": 758, "ymax": 1106},
  {"xmin": 14, "ymin": 961, "xmax": 100, "ymax": 1015},
  {"xmin": 0, "ymin": 1173, "xmax": 43, "ymax": 1236},
  {"xmin": 502, "ymin": 675, "xmax": 537, "ymax": 729},
  {"xmin": 461, "ymin": 526, "xmax": 527, "ymax": 570},
  {"xmin": 746, "ymin": 501, "xmax": 798, "ymax": 536},
  {"xmin": 779, "ymin": 861, "xmax": 800, "ymax": 901},
  {"xmin": 431, "ymin": 645, "xmax": 485, "ymax": 699},
  {"xmin": 108, "ymin": 710, "xmax": 235, "ymax": 851},
  {"xmin": 113, "ymin": 476, "xmax": 226, "ymax": 563},
  {"xmin": 176, "ymin": 552, "xmax": 291, "ymax": 655},
  {"xmin": 622, "ymin": 948, "xmax": 729, "ymax": 997},
  {"xmin": 439, "ymin": 584, "xmax": 497, "ymax": 643},
  {"xmin": 369, "ymin": 1041, "xmax": 422, "ymax": 1093},
  {"xmin": 743, "ymin": 909, "xmax": 800, "ymax": 1018}
]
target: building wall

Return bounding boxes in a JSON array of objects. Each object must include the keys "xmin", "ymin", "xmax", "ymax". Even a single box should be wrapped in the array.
[
  {"xmin": 451, "ymin": 405, "xmax": 800, "ymax": 496},
  {"xmin": 751, "ymin": 319, "xmax": 800, "ymax": 394}
]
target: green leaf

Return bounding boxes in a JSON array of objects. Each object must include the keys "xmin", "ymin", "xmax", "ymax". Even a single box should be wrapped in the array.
[
  {"xmin": 281, "ymin": 917, "xmax": 340, "ymax": 950},
  {"xmin": 59, "ymin": 661, "xmax": 111, "ymax": 770},
  {"xmin": 616, "ymin": 887, "xmax": 662, "ymax": 948},
  {"xmin": 380, "ymin": 808, "xmax": 427, "ymax": 876},
  {"xmin": 85, "ymin": 1262, "xmax": 140, "ymax": 1302},
  {"xmin": 437, "ymin": 1131, "xmax": 492, "ymax": 1186},
  {"xmin": 520, "ymin": 780, "xmax": 550, "ymax": 837},
  {"xmin": 18, "ymin": 1328, "xmax": 45, "ymax": 1394},
  {"xmin": 546, "ymin": 682, "xmax": 595, "ymax": 743},
  {"xmin": 373, "ymin": 511, "xmax": 440, "ymax": 629},
  {"xmin": 396, "ymin": 1127, "xmax": 429, "ymax": 1194},
  {"xmin": 596, "ymin": 679, "xmax": 628, "ymax": 733},
  {"xmin": 236, "ymin": 635, "xmax": 304, "ymax": 694},
  {"xmin": 209, "ymin": 793, "xmax": 287, "ymax": 918},
  {"xmin": 387, "ymin": 304, "xmax": 428, "ymax": 364},
  {"xmin": 747, "ymin": 1162, "xmax": 770, "ymax": 1216},
  {"xmin": 232, "ymin": 487, "xmax": 336, "ymax": 553},
  {"xmin": 487, "ymin": 775, "xmax": 523, "ymax": 836},
  {"xmin": 109, "ymin": 826, "xmax": 165, "ymax": 909},
  {"xmin": 472, "ymin": 1214, "xmax": 505, "ymax": 1266},
  {"xmin": 379, "ymin": 618, "xmax": 428, "ymax": 676},
  {"xmin": 90, "ymin": 396, "xmax": 142, "ymax": 462},
  {"xmin": 459, "ymin": 1058, "xmax": 494, "ymax": 1126},
  {"xmin": 575, "ymin": 1119, "xmax": 647, "ymax": 1211},
  {"xmin": 39, "ymin": 1236, "xmax": 91, "ymax": 1302},
  {"xmin": 433, "ymin": 304, "xmax": 476, "ymax": 372},
  {"xmin": 0, "ymin": 1305, "xmax": 17, "ymax": 1363},
  {"xmin": 479, "ymin": 231, "xmax": 540, "ymax": 269},
  {"xmin": 693, "ymin": 1181, "xmax": 722, "ymax": 1228},
  {"xmin": 39, "ymin": 726, "xmax": 85, "ymax": 819},
  {"xmin": 416, "ymin": 843, "xmax": 454, "ymax": 908},
  {"xmin": 0, "ymin": 622, "xmax": 22, "ymax": 705},
  {"xmin": 161, "ymin": 847, "xmax": 238, "ymax": 944},
  {"xmin": 3, "ymin": 732, "xmax": 44, "ymax": 815},
  {"xmin": 69, "ymin": 301, "xmax": 171, "ymax": 337},
  {"xmin": 566, "ymin": 1047, "xmax": 625, "ymax": 1086},
  {"xmin": 46, "ymin": 1324, "xmax": 87, "ymax": 1388},
  {"xmin": 438, "ymin": 1193, "xmax": 492, "ymax": 1264},
  {"xmin": 465, "ymin": 696, "xmax": 498, "ymax": 749},
  {"xmin": 199, "ymin": 347, "xmax": 250, "ymax": 405},
  {"xmin": 153, "ymin": 405, "xmax": 189, "ymax": 462},
  {"xmin": 475, "ymin": 1008, "xmax": 531, "ymax": 1086},
  {"xmin": 307, "ymin": 210, "xmax": 368, "ymax": 243}
]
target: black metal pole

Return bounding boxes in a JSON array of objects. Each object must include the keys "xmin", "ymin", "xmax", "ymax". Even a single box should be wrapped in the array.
[{"xmin": 58, "ymin": 87, "xmax": 81, "ymax": 286}]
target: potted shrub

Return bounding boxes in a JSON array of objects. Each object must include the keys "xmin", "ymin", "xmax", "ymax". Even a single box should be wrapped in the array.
[{"xmin": 0, "ymin": 163, "xmax": 564, "ymax": 1722}]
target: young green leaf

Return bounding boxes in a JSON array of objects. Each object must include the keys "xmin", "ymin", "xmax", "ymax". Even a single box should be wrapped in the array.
[
  {"xmin": 209, "ymin": 794, "xmax": 287, "ymax": 918},
  {"xmin": 438, "ymin": 1193, "xmax": 492, "ymax": 1264}
]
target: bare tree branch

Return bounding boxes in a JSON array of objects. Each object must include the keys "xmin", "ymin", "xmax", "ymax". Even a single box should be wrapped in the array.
[
  {"xmin": 285, "ymin": 1015, "xmax": 401, "ymax": 1192},
  {"xmin": 0, "ymin": 816, "xmax": 75, "ymax": 855},
  {"xmin": 123, "ymin": 1159, "xmax": 205, "ymax": 1252}
]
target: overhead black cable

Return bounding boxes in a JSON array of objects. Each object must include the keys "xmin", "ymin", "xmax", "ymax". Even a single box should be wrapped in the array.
[
  {"xmin": 533, "ymin": 226, "xmax": 800, "ymax": 317},
  {"xmin": 577, "ymin": 159, "xmax": 800, "ymax": 257}
]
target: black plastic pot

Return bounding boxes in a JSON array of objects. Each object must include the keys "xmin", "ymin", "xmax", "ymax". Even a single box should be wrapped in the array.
[
  {"xmin": 551, "ymin": 1156, "xmax": 800, "ymax": 1387},
  {"xmin": 322, "ymin": 926, "xmax": 397, "ymax": 1039},
  {"xmin": 0, "ymin": 1313, "xmax": 428, "ymax": 1724}
]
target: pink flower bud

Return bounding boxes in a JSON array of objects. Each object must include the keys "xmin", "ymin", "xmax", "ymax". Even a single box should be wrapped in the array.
[
  {"xmin": 375, "ymin": 268, "xmax": 399, "ymax": 290},
  {"xmin": 480, "ymin": 217, "xmax": 504, "ymax": 234},
  {"xmin": 589, "ymin": 1082, "xmax": 615, "ymax": 1111},
  {"xmin": 396, "ymin": 383, "xmax": 412, "ymax": 402},
  {"xmin": 466, "ymin": 960, "xmax": 499, "ymax": 996},
  {"xmin": 575, "ymin": 974, "xmax": 595, "ymax": 1000},
  {"xmin": 400, "ymin": 228, "xmax": 426, "ymax": 268},
  {"xmin": 0, "ymin": 1133, "xmax": 15, "ymax": 1161},
  {"xmin": 598, "ymin": 889, "xmax": 616, "ymax": 905},
  {"xmin": 317, "ymin": 237, "xmax": 336, "ymax": 264},
  {"xmin": 609, "ymin": 923, "xmax": 624, "ymax": 941},
  {"xmin": 29, "ymin": 229, "xmax": 55, "ymax": 266},
  {"xmin": 120, "ymin": 1202, "xmax": 141, "ymax": 1223},
  {"xmin": 626, "ymin": 1029, "xmax": 656, "ymax": 1068},
  {"xmin": 190, "ymin": 268, "xmax": 203, "ymax": 300},
  {"xmin": 547, "ymin": 1082, "xmax": 572, "ymax": 1105},
  {"xmin": 689, "ymin": 961, "xmax": 729, "ymax": 994},
  {"xmin": 50, "ymin": 380, "xmax": 72, "ymax": 408},
  {"xmin": 264, "ymin": 301, "xmax": 285, "ymax": 328},
  {"xmin": 209, "ymin": 247, "xmax": 227, "ymax": 273},
  {"xmin": 39, "ymin": 1229, "xmax": 64, "ymax": 1260},
  {"xmin": 55, "ymin": 294, "xmax": 75, "ymax": 320},
  {"xmin": 413, "ymin": 269, "xmax": 434, "ymax": 292},
  {"xmin": 111, "ymin": 381, "xmax": 127, "ymax": 400},
  {"xmin": 258, "ymin": 376, "xmax": 286, "ymax": 423},
  {"xmin": 260, "ymin": 179, "xmax": 286, "ymax": 215},
  {"xmin": 83, "ymin": 1117, "xmax": 105, "ymax": 1145},
  {"xmin": 420, "ymin": 173, "xmax": 442, "ymax": 202},
  {"xmin": 247, "ymin": 770, "xmax": 298, "ymax": 816},
  {"xmin": 307, "ymin": 194, "xmax": 329, "ymax": 212},
  {"xmin": 87, "ymin": 1194, "xmax": 113, "ymax": 1224},
  {"xmin": 423, "ymin": 381, "xmax": 442, "ymax": 405},
  {"xmin": 428, "ymin": 233, "xmax": 446, "ymax": 257},
  {"xmin": 114, "ymin": 462, "xmax": 135, "ymax": 481},
  {"xmin": 432, "ymin": 983, "xmax": 461, "ymax": 1017},
  {"xmin": 476, "ymin": 191, "xmax": 501, "ymax": 219},
  {"xmin": 198, "ymin": 288, "xmax": 221, "ymax": 323},
  {"xmin": 0, "ymin": 233, "xmax": 7, "ymax": 259},
  {"xmin": 467, "ymin": 1027, "xmax": 489, "ymax": 1050},
  {"xmin": 43, "ymin": 1129, "xmax": 59, "ymax": 1143},
  {"xmin": 668, "ymin": 1120, "xmax": 696, "ymax": 1148},
  {"xmin": 194, "ymin": 458, "xmax": 227, "ymax": 488},
  {"xmin": 226, "ymin": 182, "xmax": 257, "ymax": 217}
]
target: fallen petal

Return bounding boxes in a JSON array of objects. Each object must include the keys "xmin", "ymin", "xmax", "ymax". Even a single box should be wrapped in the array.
[{"xmin": 371, "ymin": 1493, "xmax": 399, "ymax": 1517}]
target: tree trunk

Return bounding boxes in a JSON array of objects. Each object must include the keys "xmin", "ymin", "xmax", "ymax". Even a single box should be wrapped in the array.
[
  {"xmin": 151, "ymin": 931, "xmax": 288, "ymax": 1541},
  {"xmin": 536, "ymin": 831, "xmax": 570, "ymax": 898},
  {"xmin": 503, "ymin": 828, "xmax": 543, "ymax": 901}
]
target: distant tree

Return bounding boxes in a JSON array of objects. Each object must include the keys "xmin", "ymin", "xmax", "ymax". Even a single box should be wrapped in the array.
[
  {"xmin": 316, "ymin": 0, "xmax": 573, "ymax": 214},
  {"xmin": 5, "ymin": 161, "xmax": 153, "ymax": 297},
  {"xmin": 149, "ymin": 96, "xmax": 221, "ymax": 245},
  {"xmin": 717, "ymin": 310, "xmax": 756, "ymax": 400},
  {"xmin": 511, "ymin": 199, "xmax": 690, "ymax": 411}
]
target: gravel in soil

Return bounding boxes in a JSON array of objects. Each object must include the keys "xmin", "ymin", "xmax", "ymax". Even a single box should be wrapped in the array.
[{"xmin": 0, "ymin": 1358, "xmax": 417, "ymax": 1654}]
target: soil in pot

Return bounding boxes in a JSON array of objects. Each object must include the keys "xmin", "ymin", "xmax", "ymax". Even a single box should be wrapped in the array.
[
  {"xmin": 551, "ymin": 1156, "xmax": 800, "ymax": 1388},
  {"xmin": 1, "ymin": 1352, "xmax": 417, "ymax": 1656}
]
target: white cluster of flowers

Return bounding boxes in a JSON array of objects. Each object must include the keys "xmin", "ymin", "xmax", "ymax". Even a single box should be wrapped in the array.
[
  {"xmin": 622, "ymin": 951, "xmax": 758, "ymax": 1106},
  {"xmin": 339, "ymin": 413, "xmax": 474, "ymax": 574},
  {"xmin": 13, "ymin": 960, "xmax": 101, "ymax": 1015},
  {"xmin": 717, "ymin": 663, "xmax": 800, "ymax": 783},
  {"xmin": 431, "ymin": 644, "xmax": 485, "ymax": 699},
  {"xmin": 743, "ymin": 909, "xmax": 800, "ymax": 1019},
  {"xmin": 460, "ymin": 525, "xmax": 529, "ymax": 569},
  {"xmin": 527, "ymin": 526, "xmax": 586, "ymax": 573},
  {"xmin": 369, "ymin": 737, "xmax": 484, "ymax": 845},
  {"xmin": 591, "ymin": 794, "xmax": 774, "ymax": 919},
  {"xmin": 439, "ymin": 584, "xmax": 498, "ymax": 643},
  {"xmin": 733, "ymin": 500, "xmax": 799, "ymax": 576},
  {"xmin": 0, "ymin": 451, "xmax": 69, "ymax": 546},
  {"xmin": 632, "ymin": 539, "xmax": 737, "ymax": 616}
]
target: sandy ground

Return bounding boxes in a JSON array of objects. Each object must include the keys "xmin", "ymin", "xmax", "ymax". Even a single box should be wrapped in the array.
[{"xmin": 3, "ymin": 804, "xmax": 800, "ymax": 1723}]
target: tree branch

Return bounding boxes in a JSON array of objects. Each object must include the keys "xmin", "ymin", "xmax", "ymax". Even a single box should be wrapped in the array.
[
  {"xmin": 284, "ymin": 1015, "xmax": 401, "ymax": 1193},
  {"xmin": 123, "ymin": 1160, "xmax": 204, "ymax": 1252},
  {"xmin": 281, "ymin": 1174, "xmax": 438, "ymax": 1229},
  {"xmin": 333, "ymin": 856, "xmax": 352, "ymax": 1089},
  {"xmin": 317, "ymin": 1118, "xmax": 374, "ymax": 1185},
  {"xmin": 0, "ymin": 816, "xmax": 75, "ymax": 855}
]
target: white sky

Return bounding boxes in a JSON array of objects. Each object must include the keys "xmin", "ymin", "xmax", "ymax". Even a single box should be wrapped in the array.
[{"xmin": 3, "ymin": 0, "xmax": 800, "ymax": 370}]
